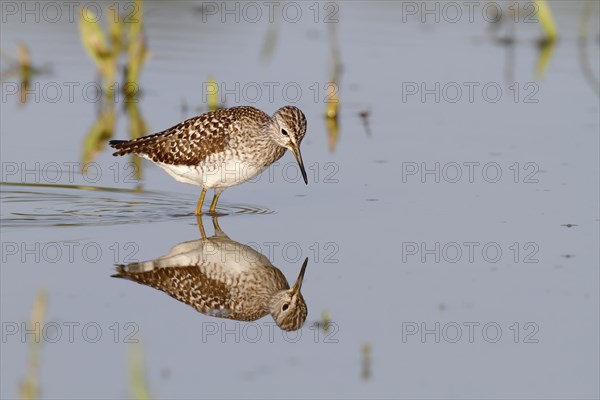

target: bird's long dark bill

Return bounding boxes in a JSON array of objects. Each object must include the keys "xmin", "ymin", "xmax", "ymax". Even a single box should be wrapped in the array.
[
  {"xmin": 290, "ymin": 145, "xmax": 308, "ymax": 184},
  {"xmin": 291, "ymin": 257, "xmax": 309, "ymax": 295}
]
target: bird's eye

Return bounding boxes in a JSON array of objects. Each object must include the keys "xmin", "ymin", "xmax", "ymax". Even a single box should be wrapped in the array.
[
  {"xmin": 281, "ymin": 128, "xmax": 289, "ymax": 136},
  {"xmin": 282, "ymin": 303, "xmax": 289, "ymax": 311}
]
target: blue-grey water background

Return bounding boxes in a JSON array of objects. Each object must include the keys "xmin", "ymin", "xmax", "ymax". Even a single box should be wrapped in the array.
[{"xmin": 1, "ymin": 1, "xmax": 599, "ymax": 398}]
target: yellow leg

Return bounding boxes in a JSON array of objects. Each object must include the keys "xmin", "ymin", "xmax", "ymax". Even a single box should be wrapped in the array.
[
  {"xmin": 196, "ymin": 215, "xmax": 207, "ymax": 240},
  {"xmin": 209, "ymin": 190, "xmax": 222, "ymax": 213},
  {"xmin": 195, "ymin": 187, "xmax": 207, "ymax": 215}
]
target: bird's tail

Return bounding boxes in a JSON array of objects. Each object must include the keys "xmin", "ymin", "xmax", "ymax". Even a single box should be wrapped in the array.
[
  {"xmin": 111, "ymin": 264, "xmax": 130, "ymax": 279},
  {"xmin": 112, "ymin": 261, "xmax": 156, "ymax": 277},
  {"xmin": 110, "ymin": 138, "xmax": 155, "ymax": 157},
  {"xmin": 109, "ymin": 133, "xmax": 165, "ymax": 157},
  {"xmin": 108, "ymin": 139, "xmax": 135, "ymax": 157}
]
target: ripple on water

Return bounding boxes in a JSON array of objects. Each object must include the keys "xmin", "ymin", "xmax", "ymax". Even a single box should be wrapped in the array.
[{"xmin": 0, "ymin": 183, "xmax": 274, "ymax": 227}]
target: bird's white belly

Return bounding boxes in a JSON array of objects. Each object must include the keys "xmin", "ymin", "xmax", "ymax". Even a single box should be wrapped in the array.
[{"xmin": 154, "ymin": 159, "xmax": 264, "ymax": 189}]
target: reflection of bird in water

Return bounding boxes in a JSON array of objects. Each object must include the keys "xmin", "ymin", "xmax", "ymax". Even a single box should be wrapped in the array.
[{"xmin": 112, "ymin": 217, "xmax": 309, "ymax": 331}]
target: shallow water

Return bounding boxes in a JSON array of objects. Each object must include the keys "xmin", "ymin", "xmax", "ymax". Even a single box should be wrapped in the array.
[
  {"xmin": 1, "ymin": 183, "xmax": 274, "ymax": 227},
  {"xmin": 1, "ymin": 1, "xmax": 599, "ymax": 399}
]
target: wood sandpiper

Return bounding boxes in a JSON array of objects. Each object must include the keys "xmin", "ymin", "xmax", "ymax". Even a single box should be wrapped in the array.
[
  {"xmin": 109, "ymin": 106, "xmax": 308, "ymax": 214},
  {"xmin": 113, "ymin": 217, "xmax": 309, "ymax": 331}
]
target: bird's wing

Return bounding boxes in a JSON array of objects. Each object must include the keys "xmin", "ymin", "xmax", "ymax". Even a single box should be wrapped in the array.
[
  {"xmin": 109, "ymin": 107, "xmax": 270, "ymax": 165},
  {"xmin": 109, "ymin": 112, "xmax": 234, "ymax": 165},
  {"xmin": 113, "ymin": 264, "xmax": 236, "ymax": 315}
]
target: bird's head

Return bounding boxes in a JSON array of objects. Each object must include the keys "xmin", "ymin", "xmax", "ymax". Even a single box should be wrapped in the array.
[
  {"xmin": 269, "ymin": 106, "xmax": 308, "ymax": 184},
  {"xmin": 269, "ymin": 258, "xmax": 309, "ymax": 331}
]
